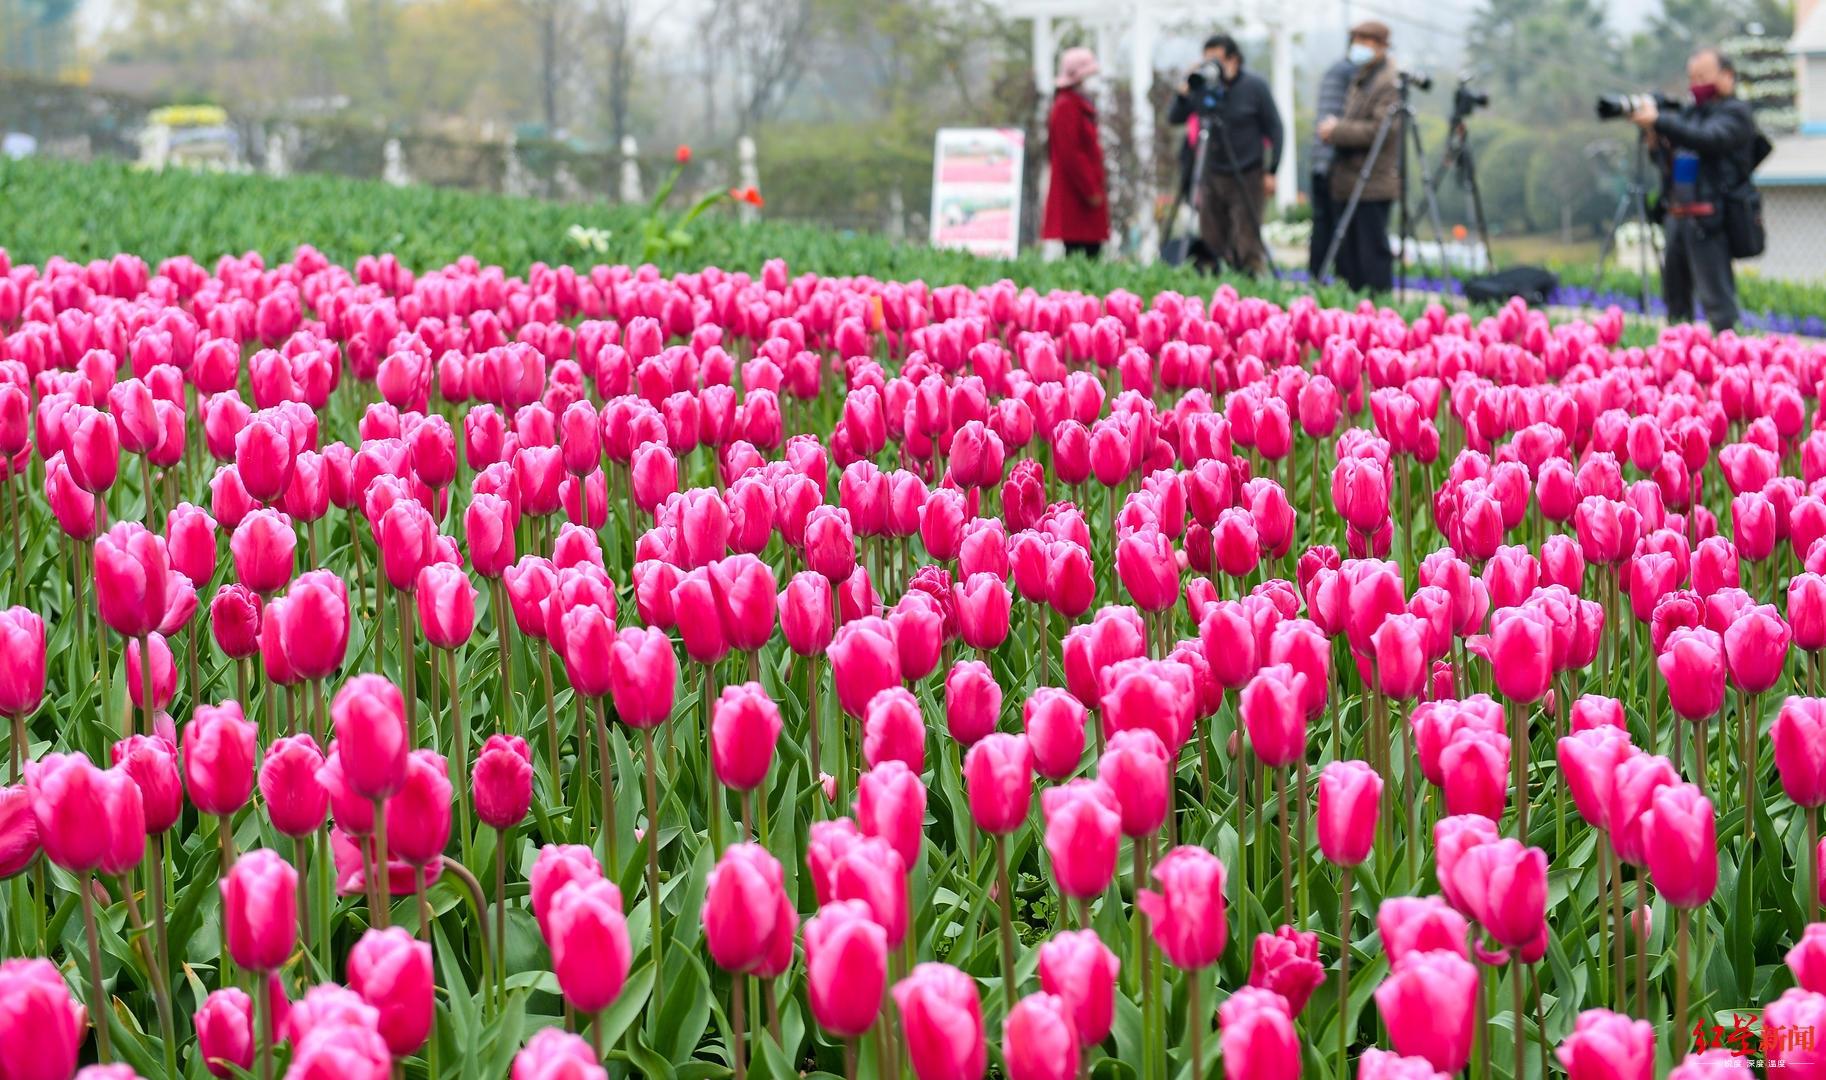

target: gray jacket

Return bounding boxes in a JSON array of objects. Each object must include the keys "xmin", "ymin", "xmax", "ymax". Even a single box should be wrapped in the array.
[{"xmin": 1309, "ymin": 57, "xmax": 1357, "ymax": 176}]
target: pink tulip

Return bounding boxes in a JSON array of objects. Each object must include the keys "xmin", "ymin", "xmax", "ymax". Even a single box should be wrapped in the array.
[
  {"xmin": 1041, "ymin": 779, "xmax": 1121, "ymax": 899},
  {"xmin": 1137, "ymin": 844, "xmax": 1227, "ymax": 969},
  {"xmin": 1440, "ymin": 726, "xmax": 1509, "ymax": 820},
  {"xmin": 1489, "ymin": 606, "xmax": 1553, "ymax": 702},
  {"xmin": 221, "ymin": 848, "xmax": 298, "ymax": 971},
  {"xmin": 702, "ymin": 842, "xmax": 795, "ymax": 975},
  {"xmin": 607, "ymin": 626, "xmax": 676, "ymax": 728},
  {"xmin": 802, "ymin": 899, "xmax": 888, "ymax": 1038},
  {"xmin": 0, "ymin": 607, "xmax": 46, "ymax": 718},
  {"xmin": 260, "ymin": 734, "xmax": 328, "ymax": 837},
  {"xmin": 1023, "ymin": 688, "xmax": 1086, "ymax": 781},
  {"xmin": 472, "ymin": 734, "xmax": 533, "ymax": 830},
  {"xmin": 1096, "ymin": 728, "xmax": 1171, "ymax": 838},
  {"xmin": 1217, "ymin": 987, "xmax": 1300, "ymax": 1080},
  {"xmin": 1036, "ymin": 928, "xmax": 1119, "ymax": 1043},
  {"xmin": 1248, "ymin": 925, "xmax": 1324, "ymax": 1016},
  {"xmin": 1555, "ymin": 1009, "xmax": 1655, "ymax": 1080},
  {"xmin": 1378, "ymin": 896, "xmax": 1470, "ymax": 965},
  {"xmin": 330, "ymin": 674, "xmax": 411, "ymax": 800},
  {"xmin": 1642, "ymin": 782, "xmax": 1717, "ymax": 908},
  {"xmin": 512, "ymin": 1029, "xmax": 608, "ymax": 1080},
  {"xmin": 1317, "ymin": 760, "xmax": 1381, "ymax": 866},
  {"xmin": 711, "ymin": 682, "xmax": 781, "ymax": 791},
  {"xmin": 964, "ymin": 732, "xmax": 1032, "ymax": 835},
  {"xmin": 893, "ymin": 963, "xmax": 986, "ymax": 1080},
  {"xmin": 416, "ymin": 562, "xmax": 478, "ymax": 649},
  {"xmin": 183, "ymin": 702, "xmax": 258, "ymax": 816},
  {"xmin": 1450, "ymin": 836, "xmax": 1548, "ymax": 948},
  {"xmin": 1558, "ymin": 725, "xmax": 1634, "ymax": 829},
  {"xmin": 1374, "ymin": 949, "xmax": 1478, "ymax": 1074},
  {"xmin": 112, "ymin": 733, "xmax": 184, "ymax": 834},
  {"xmin": 278, "ymin": 570, "xmax": 350, "ymax": 680},
  {"xmin": 94, "ymin": 522, "xmax": 176, "ymax": 638},
  {"xmin": 830, "ymin": 617, "xmax": 903, "ymax": 718},
  {"xmin": 857, "ymin": 760, "xmax": 926, "ymax": 869},
  {"xmin": 230, "ymin": 508, "xmax": 297, "ymax": 594},
  {"xmin": 1240, "ymin": 663, "xmax": 1308, "ymax": 767},
  {"xmin": 944, "ymin": 660, "xmax": 1001, "ymax": 747},
  {"xmin": 347, "ymin": 926, "xmax": 435, "ymax": 1057},
  {"xmin": 544, "ymin": 877, "xmax": 632, "ymax": 1013},
  {"xmin": 829, "ymin": 835, "xmax": 909, "ymax": 947},
  {"xmin": 195, "ymin": 986, "xmax": 255, "ymax": 1078},
  {"xmin": 1003, "ymin": 992, "xmax": 1079, "ymax": 1080},
  {"xmin": 1724, "ymin": 603, "xmax": 1791, "ymax": 694},
  {"xmin": 124, "ymin": 632, "xmax": 176, "ymax": 712}
]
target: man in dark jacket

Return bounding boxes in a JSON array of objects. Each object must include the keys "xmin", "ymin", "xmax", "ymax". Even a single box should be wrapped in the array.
[
  {"xmin": 1167, "ymin": 34, "xmax": 1284, "ymax": 275},
  {"xmin": 1632, "ymin": 47, "xmax": 1760, "ymax": 331},
  {"xmin": 1308, "ymin": 52, "xmax": 1359, "ymax": 277},
  {"xmin": 1319, "ymin": 21, "xmax": 1401, "ymax": 293}
]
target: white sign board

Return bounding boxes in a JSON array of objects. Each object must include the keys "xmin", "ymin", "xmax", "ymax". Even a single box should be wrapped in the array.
[{"xmin": 929, "ymin": 128, "xmax": 1025, "ymax": 259}]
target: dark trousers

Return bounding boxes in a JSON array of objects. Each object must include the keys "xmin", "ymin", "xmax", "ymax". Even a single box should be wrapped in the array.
[
  {"xmin": 1663, "ymin": 215, "xmax": 1739, "ymax": 331},
  {"xmin": 1196, "ymin": 168, "xmax": 1267, "ymax": 275},
  {"xmin": 1336, "ymin": 199, "xmax": 1394, "ymax": 294},
  {"xmin": 1064, "ymin": 241, "xmax": 1102, "ymax": 258},
  {"xmin": 1309, "ymin": 169, "xmax": 1339, "ymax": 278}
]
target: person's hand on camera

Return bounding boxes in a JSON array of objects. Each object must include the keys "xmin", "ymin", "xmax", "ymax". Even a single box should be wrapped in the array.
[
  {"xmin": 1317, "ymin": 116, "xmax": 1339, "ymax": 142},
  {"xmin": 1263, "ymin": 174, "xmax": 1277, "ymax": 197},
  {"xmin": 1630, "ymin": 99, "xmax": 1659, "ymax": 128}
]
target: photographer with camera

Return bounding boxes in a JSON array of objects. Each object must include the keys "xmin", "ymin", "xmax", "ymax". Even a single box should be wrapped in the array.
[
  {"xmin": 1308, "ymin": 49, "xmax": 1360, "ymax": 278},
  {"xmin": 1624, "ymin": 47, "xmax": 1766, "ymax": 332},
  {"xmin": 1318, "ymin": 21, "xmax": 1401, "ymax": 293},
  {"xmin": 1166, "ymin": 34, "xmax": 1283, "ymax": 275}
]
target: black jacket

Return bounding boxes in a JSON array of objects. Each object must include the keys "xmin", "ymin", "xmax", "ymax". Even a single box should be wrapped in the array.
[
  {"xmin": 1651, "ymin": 95, "xmax": 1759, "ymax": 221},
  {"xmin": 1168, "ymin": 68, "xmax": 1284, "ymax": 187}
]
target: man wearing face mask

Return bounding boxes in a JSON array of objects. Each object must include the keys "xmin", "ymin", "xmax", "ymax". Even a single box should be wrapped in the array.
[
  {"xmin": 1167, "ymin": 33, "xmax": 1283, "ymax": 275},
  {"xmin": 1318, "ymin": 21, "xmax": 1400, "ymax": 293},
  {"xmin": 1630, "ymin": 47, "xmax": 1762, "ymax": 332}
]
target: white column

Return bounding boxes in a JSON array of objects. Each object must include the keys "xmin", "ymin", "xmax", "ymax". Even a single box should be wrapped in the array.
[
  {"xmin": 619, "ymin": 136, "xmax": 643, "ymax": 203},
  {"xmin": 1033, "ymin": 14, "xmax": 1059, "ymax": 260},
  {"xmin": 738, "ymin": 135, "xmax": 760, "ymax": 223},
  {"xmin": 1130, "ymin": 1, "xmax": 1159, "ymax": 263},
  {"xmin": 1270, "ymin": 20, "xmax": 1297, "ymax": 213},
  {"xmin": 1031, "ymin": 14, "xmax": 1055, "ymax": 97}
]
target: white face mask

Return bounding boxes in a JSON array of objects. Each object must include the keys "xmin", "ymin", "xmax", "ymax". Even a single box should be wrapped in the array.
[
  {"xmin": 1348, "ymin": 43, "xmax": 1376, "ymax": 65},
  {"xmin": 1079, "ymin": 75, "xmax": 1102, "ymax": 93}
]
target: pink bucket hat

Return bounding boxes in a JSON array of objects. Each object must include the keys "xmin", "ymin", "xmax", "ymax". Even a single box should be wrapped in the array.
[{"xmin": 1055, "ymin": 47, "xmax": 1100, "ymax": 89}]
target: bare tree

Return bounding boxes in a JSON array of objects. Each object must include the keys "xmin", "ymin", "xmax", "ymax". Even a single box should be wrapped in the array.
[
  {"xmin": 721, "ymin": 0, "xmax": 816, "ymax": 135},
  {"xmin": 588, "ymin": 0, "xmax": 638, "ymax": 143}
]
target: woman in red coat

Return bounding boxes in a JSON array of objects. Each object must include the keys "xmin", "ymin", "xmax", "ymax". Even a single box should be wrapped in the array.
[{"xmin": 1042, "ymin": 47, "xmax": 1110, "ymax": 257}]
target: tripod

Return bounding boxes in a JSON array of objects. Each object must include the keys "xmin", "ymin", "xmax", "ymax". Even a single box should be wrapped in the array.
[
  {"xmin": 1160, "ymin": 100, "xmax": 1278, "ymax": 279},
  {"xmin": 1422, "ymin": 102, "xmax": 1496, "ymax": 275},
  {"xmin": 1320, "ymin": 73, "xmax": 1435, "ymax": 297},
  {"xmin": 1593, "ymin": 131, "xmax": 1660, "ymax": 310}
]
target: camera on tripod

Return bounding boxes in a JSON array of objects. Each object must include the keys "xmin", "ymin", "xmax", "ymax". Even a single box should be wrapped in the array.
[
  {"xmin": 1184, "ymin": 60, "xmax": 1227, "ymax": 114},
  {"xmin": 1400, "ymin": 70, "xmax": 1434, "ymax": 92},
  {"xmin": 1596, "ymin": 92, "xmax": 1675, "ymax": 121},
  {"xmin": 1453, "ymin": 77, "xmax": 1489, "ymax": 118}
]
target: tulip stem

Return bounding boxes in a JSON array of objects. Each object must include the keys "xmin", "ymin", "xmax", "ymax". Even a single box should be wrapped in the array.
[
  {"xmin": 495, "ymin": 826, "xmax": 509, "ymax": 1017},
  {"xmin": 595, "ymin": 697, "xmax": 617, "ymax": 872},
  {"xmin": 1512, "ymin": 961, "xmax": 1525, "ymax": 1080},
  {"xmin": 79, "ymin": 869, "xmax": 113, "ymax": 1062},
  {"xmin": 492, "ymin": 580, "xmax": 515, "ymax": 733},
  {"xmin": 1188, "ymin": 968, "xmax": 1205, "ymax": 1080},
  {"xmin": 643, "ymin": 726, "xmax": 665, "ymax": 1033},
  {"xmin": 259, "ymin": 962, "xmax": 276, "ymax": 1080},
  {"xmin": 994, "ymin": 833, "xmax": 1017, "ymax": 1011},
  {"xmin": 371, "ymin": 797, "xmax": 391, "ymax": 929},
  {"xmin": 732, "ymin": 971, "xmax": 747, "ymax": 1080},
  {"xmin": 541, "ymin": 645, "xmax": 560, "ymax": 808},
  {"xmin": 9, "ymin": 711, "xmax": 22, "ymax": 782},
  {"xmin": 1809, "ymin": 805, "xmax": 1819, "ymax": 926},
  {"xmin": 137, "ymin": 632, "xmax": 153, "ymax": 737},
  {"xmin": 122, "ymin": 869, "xmax": 176, "ymax": 1073},
  {"xmin": 844, "ymin": 1039, "xmax": 858, "ymax": 1080},
  {"xmin": 1337, "ymin": 866, "xmax": 1351, "ymax": 1080},
  {"xmin": 292, "ymin": 834, "xmax": 312, "ymax": 959},
  {"xmin": 807, "ymin": 656, "xmax": 822, "ymax": 820},
  {"xmin": 1276, "ymin": 765, "xmax": 1292, "ymax": 921},
  {"xmin": 399, "ymin": 591, "xmax": 418, "ymax": 743},
  {"xmin": 449, "ymin": 649, "xmax": 474, "ymax": 871},
  {"xmin": 1675, "ymin": 907, "xmax": 1691, "ymax": 1062}
]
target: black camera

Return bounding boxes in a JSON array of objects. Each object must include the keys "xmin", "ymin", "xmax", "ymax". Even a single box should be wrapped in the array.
[
  {"xmin": 1454, "ymin": 78, "xmax": 1489, "ymax": 113},
  {"xmin": 1596, "ymin": 92, "xmax": 1673, "ymax": 120},
  {"xmin": 1401, "ymin": 70, "xmax": 1433, "ymax": 92},
  {"xmin": 1184, "ymin": 60, "xmax": 1227, "ymax": 114}
]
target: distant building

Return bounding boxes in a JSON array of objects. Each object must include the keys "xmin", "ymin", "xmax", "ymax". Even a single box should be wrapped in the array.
[{"xmin": 1757, "ymin": 0, "xmax": 1826, "ymax": 281}]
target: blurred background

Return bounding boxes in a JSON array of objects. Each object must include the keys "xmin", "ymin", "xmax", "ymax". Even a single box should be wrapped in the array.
[{"xmin": 0, "ymin": 0, "xmax": 1803, "ymax": 269}]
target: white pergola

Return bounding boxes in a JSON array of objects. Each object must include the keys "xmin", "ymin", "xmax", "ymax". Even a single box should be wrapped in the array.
[{"xmin": 995, "ymin": 0, "xmax": 1311, "ymax": 263}]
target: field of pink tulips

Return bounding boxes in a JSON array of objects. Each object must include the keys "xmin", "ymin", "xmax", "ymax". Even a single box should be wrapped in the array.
[{"xmin": 0, "ymin": 243, "xmax": 1823, "ymax": 1080}]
